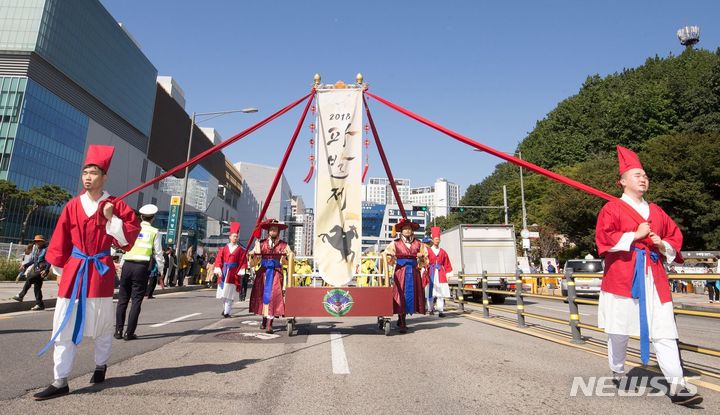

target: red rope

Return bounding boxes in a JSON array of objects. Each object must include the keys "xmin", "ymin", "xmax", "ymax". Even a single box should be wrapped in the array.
[
  {"xmin": 361, "ymin": 162, "xmax": 369, "ymax": 183},
  {"xmin": 239, "ymin": 90, "xmax": 317, "ymax": 263},
  {"xmin": 116, "ymin": 90, "xmax": 315, "ymax": 201},
  {"xmin": 362, "ymin": 94, "xmax": 407, "ymax": 218},
  {"xmin": 364, "ymin": 91, "xmax": 650, "ymax": 226},
  {"xmin": 303, "ymin": 163, "xmax": 314, "ymax": 183}
]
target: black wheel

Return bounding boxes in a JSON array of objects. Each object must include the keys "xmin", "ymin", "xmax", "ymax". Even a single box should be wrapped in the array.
[
  {"xmin": 286, "ymin": 319, "xmax": 295, "ymax": 337},
  {"xmin": 383, "ymin": 319, "xmax": 391, "ymax": 336}
]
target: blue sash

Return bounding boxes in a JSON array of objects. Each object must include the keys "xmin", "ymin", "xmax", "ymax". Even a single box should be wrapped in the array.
[
  {"xmin": 220, "ymin": 262, "xmax": 238, "ymax": 290},
  {"xmin": 261, "ymin": 259, "xmax": 281, "ymax": 305},
  {"xmin": 38, "ymin": 247, "xmax": 110, "ymax": 356},
  {"xmin": 631, "ymin": 247, "xmax": 659, "ymax": 365},
  {"xmin": 429, "ymin": 263, "xmax": 441, "ymax": 306},
  {"xmin": 397, "ymin": 258, "xmax": 417, "ymax": 315}
]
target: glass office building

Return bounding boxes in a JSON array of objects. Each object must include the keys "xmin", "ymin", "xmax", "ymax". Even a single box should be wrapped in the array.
[{"xmin": 0, "ymin": 0, "xmax": 158, "ymax": 241}]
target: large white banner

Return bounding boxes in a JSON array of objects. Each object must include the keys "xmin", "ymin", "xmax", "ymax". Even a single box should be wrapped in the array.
[{"xmin": 314, "ymin": 87, "xmax": 363, "ymax": 286}]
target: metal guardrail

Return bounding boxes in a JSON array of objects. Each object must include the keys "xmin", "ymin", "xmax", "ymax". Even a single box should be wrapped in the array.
[{"xmin": 453, "ymin": 269, "xmax": 720, "ymax": 361}]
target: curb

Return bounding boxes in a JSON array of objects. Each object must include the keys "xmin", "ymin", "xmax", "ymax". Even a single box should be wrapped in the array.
[
  {"xmin": 0, "ymin": 285, "xmax": 208, "ymax": 315},
  {"xmin": 676, "ymin": 303, "xmax": 720, "ymax": 314}
]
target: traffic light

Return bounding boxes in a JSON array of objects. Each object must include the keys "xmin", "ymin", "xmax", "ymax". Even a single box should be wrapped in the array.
[
  {"xmin": 449, "ymin": 207, "xmax": 466, "ymax": 213},
  {"xmin": 412, "ymin": 205, "xmax": 428, "ymax": 212}
]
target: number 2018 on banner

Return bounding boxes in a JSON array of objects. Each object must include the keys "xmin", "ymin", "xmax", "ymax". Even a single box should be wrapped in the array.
[{"xmin": 328, "ymin": 113, "xmax": 351, "ymax": 121}]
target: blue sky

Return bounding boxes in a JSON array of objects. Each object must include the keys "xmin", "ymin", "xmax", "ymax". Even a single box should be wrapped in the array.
[{"xmin": 102, "ymin": 0, "xmax": 719, "ymax": 204}]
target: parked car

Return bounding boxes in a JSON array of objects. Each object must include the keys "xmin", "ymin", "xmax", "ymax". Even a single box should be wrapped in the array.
[{"xmin": 560, "ymin": 258, "xmax": 604, "ymax": 297}]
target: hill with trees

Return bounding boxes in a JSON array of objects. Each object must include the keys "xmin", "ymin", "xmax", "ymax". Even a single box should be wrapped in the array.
[{"xmin": 435, "ymin": 47, "xmax": 720, "ymax": 260}]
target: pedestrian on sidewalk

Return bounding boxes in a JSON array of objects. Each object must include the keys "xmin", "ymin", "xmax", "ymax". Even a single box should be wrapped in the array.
[
  {"xmin": 12, "ymin": 235, "xmax": 49, "ymax": 310},
  {"xmin": 383, "ymin": 218, "xmax": 428, "ymax": 333},
  {"xmin": 706, "ymin": 268, "xmax": 719, "ymax": 303},
  {"xmin": 165, "ymin": 248, "xmax": 177, "ymax": 287},
  {"xmin": 426, "ymin": 227, "xmax": 452, "ymax": 317},
  {"xmin": 248, "ymin": 219, "xmax": 293, "ymax": 334},
  {"xmin": 214, "ymin": 222, "xmax": 246, "ymax": 317},
  {"xmin": 115, "ymin": 204, "xmax": 164, "ymax": 341},
  {"xmin": 15, "ymin": 243, "xmax": 34, "ymax": 282},
  {"xmin": 177, "ymin": 249, "xmax": 188, "ymax": 287},
  {"xmin": 595, "ymin": 145, "xmax": 701, "ymax": 406},
  {"xmin": 145, "ymin": 257, "xmax": 160, "ymax": 299},
  {"xmin": 33, "ymin": 145, "xmax": 141, "ymax": 401}
]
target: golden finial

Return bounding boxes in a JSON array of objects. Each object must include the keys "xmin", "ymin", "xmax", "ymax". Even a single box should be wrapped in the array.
[
  {"xmin": 356, "ymin": 73, "xmax": 363, "ymax": 85},
  {"xmin": 313, "ymin": 73, "xmax": 321, "ymax": 87}
]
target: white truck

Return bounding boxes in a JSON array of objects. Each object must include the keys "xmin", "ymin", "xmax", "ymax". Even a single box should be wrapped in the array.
[{"xmin": 442, "ymin": 224, "xmax": 518, "ymax": 304}]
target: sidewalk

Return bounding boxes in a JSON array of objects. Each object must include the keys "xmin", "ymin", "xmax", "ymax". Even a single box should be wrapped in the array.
[{"xmin": 0, "ymin": 280, "xmax": 207, "ymax": 314}]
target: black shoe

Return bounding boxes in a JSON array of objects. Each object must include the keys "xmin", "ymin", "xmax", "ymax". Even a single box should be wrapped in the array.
[
  {"xmin": 123, "ymin": 333, "xmax": 137, "ymax": 341},
  {"xmin": 90, "ymin": 365, "xmax": 107, "ymax": 384},
  {"xmin": 11, "ymin": 295, "xmax": 22, "ymax": 302},
  {"xmin": 147, "ymin": 295, "xmax": 154, "ymax": 299},
  {"xmin": 669, "ymin": 388, "xmax": 703, "ymax": 406},
  {"xmin": 33, "ymin": 384, "xmax": 69, "ymax": 401},
  {"xmin": 398, "ymin": 326, "xmax": 408, "ymax": 334},
  {"xmin": 429, "ymin": 310, "xmax": 435, "ymax": 315},
  {"xmin": 438, "ymin": 312, "xmax": 446, "ymax": 318},
  {"xmin": 223, "ymin": 313, "xmax": 230, "ymax": 318},
  {"xmin": 261, "ymin": 317, "xmax": 267, "ymax": 330}
]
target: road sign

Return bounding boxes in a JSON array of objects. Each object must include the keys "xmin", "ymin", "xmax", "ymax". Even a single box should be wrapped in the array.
[
  {"xmin": 528, "ymin": 231, "xmax": 540, "ymax": 239},
  {"xmin": 166, "ymin": 196, "xmax": 182, "ymax": 245},
  {"xmin": 520, "ymin": 229, "xmax": 529, "ymax": 238}
]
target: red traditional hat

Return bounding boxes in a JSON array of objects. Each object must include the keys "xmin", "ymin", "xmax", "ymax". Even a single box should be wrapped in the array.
[
  {"xmin": 229, "ymin": 222, "xmax": 240, "ymax": 235},
  {"xmin": 616, "ymin": 145, "xmax": 643, "ymax": 176},
  {"xmin": 83, "ymin": 144, "xmax": 115, "ymax": 174},
  {"xmin": 394, "ymin": 218, "xmax": 419, "ymax": 232},
  {"xmin": 260, "ymin": 218, "xmax": 288, "ymax": 231},
  {"xmin": 431, "ymin": 227, "xmax": 441, "ymax": 239}
]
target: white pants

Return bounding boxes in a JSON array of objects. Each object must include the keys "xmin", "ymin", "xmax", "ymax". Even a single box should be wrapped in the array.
[
  {"xmin": 223, "ymin": 298, "xmax": 233, "ymax": 315},
  {"xmin": 427, "ymin": 297, "xmax": 445, "ymax": 312},
  {"xmin": 53, "ymin": 334, "xmax": 112, "ymax": 380},
  {"xmin": 607, "ymin": 334, "xmax": 685, "ymax": 387}
]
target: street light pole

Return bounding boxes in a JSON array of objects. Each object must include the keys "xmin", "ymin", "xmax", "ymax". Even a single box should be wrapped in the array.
[
  {"xmin": 518, "ymin": 151, "xmax": 530, "ymax": 259},
  {"xmin": 173, "ymin": 107, "xmax": 258, "ymax": 264},
  {"xmin": 175, "ymin": 111, "xmax": 196, "ymax": 261}
]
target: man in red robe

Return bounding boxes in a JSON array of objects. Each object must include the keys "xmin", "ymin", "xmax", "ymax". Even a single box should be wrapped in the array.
[
  {"xmin": 384, "ymin": 218, "xmax": 427, "ymax": 333},
  {"xmin": 248, "ymin": 219, "xmax": 293, "ymax": 334},
  {"xmin": 595, "ymin": 145, "xmax": 701, "ymax": 406},
  {"xmin": 214, "ymin": 222, "xmax": 246, "ymax": 318},
  {"xmin": 34, "ymin": 145, "xmax": 140, "ymax": 401},
  {"xmin": 426, "ymin": 227, "xmax": 453, "ymax": 317}
]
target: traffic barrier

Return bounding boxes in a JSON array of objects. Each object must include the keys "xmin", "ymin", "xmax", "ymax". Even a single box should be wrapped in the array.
[{"xmin": 453, "ymin": 270, "xmax": 720, "ymax": 363}]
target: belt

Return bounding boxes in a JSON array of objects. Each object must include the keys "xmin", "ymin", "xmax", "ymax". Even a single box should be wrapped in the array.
[
  {"xmin": 396, "ymin": 258, "xmax": 418, "ymax": 315},
  {"xmin": 631, "ymin": 246, "xmax": 659, "ymax": 365},
  {"xmin": 220, "ymin": 262, "xmax": 239, "ymax": 290},
  {"xmin": 261, "ymin": 259, "xmax": 282, "ymax": 305},
  {"xmin": 38, "ymin": 247, "xmax": 110, "ymax": 356}
]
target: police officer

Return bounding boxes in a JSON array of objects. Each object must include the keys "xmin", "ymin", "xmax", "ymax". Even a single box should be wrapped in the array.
[{"xmin": 115, "ymin": 204, "xmax": 164, "ymax": 340}]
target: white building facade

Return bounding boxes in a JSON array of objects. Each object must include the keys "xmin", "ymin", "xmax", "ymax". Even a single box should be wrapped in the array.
[{"xmin": 409, "ymin": 178, "xmax": 460, "ymax": 219}]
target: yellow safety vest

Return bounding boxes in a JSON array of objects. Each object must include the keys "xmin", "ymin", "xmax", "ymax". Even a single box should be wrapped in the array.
[{"xmin": 124, "ymin": 221, "xmax": 158, "ymax": 261}]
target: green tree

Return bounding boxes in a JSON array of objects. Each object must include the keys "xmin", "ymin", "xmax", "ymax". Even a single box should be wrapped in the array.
[
  {"xmin": 18, "ymin": 185, "xmax": 72, "ymax": 244},
  {"xmin": 0, "ymin": 179, "xmax": 19, "ymax": 223}
]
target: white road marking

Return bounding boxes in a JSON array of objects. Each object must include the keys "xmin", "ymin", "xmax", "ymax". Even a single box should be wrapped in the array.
[
  {"xmin": 241, "ymin": 320, "xmax": 260, "ymax": 326},
  {"xmin": 150, "ymin": 312, "xmax": 202, "ymax": 328},
  {"xmin": 330, "ymin": 332, "xmax": 350, "ymax": 375},
  {"xmin": 241, "ymin": 332, "xmax": 280, "ymax": 340},
  {"xmin": 533, "ymin": 305, "xmax": 590, "ymax": 316}
]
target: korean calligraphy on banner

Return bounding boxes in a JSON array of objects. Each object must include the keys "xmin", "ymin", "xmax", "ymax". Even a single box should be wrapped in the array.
[{"xmin": 314, "ymin": 87, "xmax": 363, "ymax": 286}]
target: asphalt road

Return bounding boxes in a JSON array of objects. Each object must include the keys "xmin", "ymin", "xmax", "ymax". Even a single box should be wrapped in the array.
[
  {"xmin": 472, "ymin": 295, "xmax": 720, "ymax": 369},
  {"xmin": 0, "ymin": 289, "xmax": 718, "ymax": 414},
  {"xmin": 0, "ymin": 288, "xmax": 223, "ymax": 400}
]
